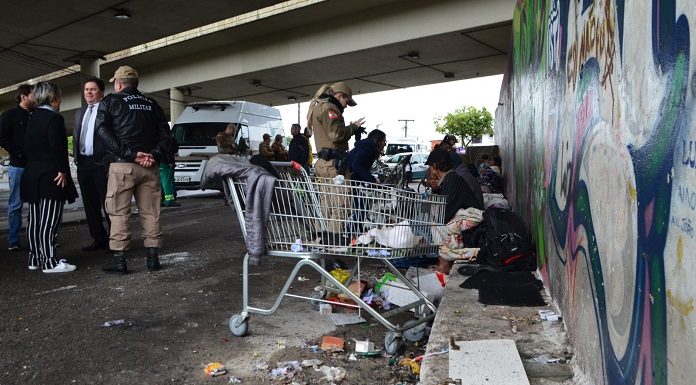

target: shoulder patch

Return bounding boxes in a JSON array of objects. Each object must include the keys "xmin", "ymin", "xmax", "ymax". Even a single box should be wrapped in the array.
[{"xmin": 327, "ymin": 111, "xmax": 338, "ymax": 119}]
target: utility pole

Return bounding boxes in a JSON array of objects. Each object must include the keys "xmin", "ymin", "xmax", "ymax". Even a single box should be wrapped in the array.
[{"xmin": 398, "ymin": 119, "xmax": 414, "ymax": 137}]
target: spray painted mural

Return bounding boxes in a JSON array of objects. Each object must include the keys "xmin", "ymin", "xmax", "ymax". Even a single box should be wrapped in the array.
[{"xmin": 496, "ymin": 1, "xmax": 695, "ymax": 384}]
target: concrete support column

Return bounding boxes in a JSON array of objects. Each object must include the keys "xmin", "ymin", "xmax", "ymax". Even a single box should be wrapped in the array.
[
  {"xmin": 79, "ymin": 57, "xmax": 100, "ymax": 79},
  {"xmin": 170, "ymin": 87, "xmax": 185, "ymax": 124}
]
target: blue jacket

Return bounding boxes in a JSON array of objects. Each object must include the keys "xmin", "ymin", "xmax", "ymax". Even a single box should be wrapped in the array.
[{"xmin": 348, "ymin": 138, "xmax": 378, "ymax": 183}]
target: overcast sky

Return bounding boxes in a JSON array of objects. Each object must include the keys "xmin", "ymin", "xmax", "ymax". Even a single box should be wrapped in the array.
[{"xmin": 277, "ymin": 74, "xmax": 503, "ymax": 142}]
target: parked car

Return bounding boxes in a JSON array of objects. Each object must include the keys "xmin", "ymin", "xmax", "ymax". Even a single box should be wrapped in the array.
[{"xmin": 382, "ymin": 152, "xmax": 429, "ymax": 180}]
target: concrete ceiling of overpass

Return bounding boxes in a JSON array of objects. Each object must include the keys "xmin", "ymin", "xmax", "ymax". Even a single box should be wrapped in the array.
[
  {"xmin": 1, "ymin": 0, "xmax": 510, "ymax": 126},
  {"xmin": 0, "ymin": 0, "xmax": 286, "ymax": 88}
]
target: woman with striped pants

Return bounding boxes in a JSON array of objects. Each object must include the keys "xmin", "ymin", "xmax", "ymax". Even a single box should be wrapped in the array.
[{"xmin": 21, "ymin": 81, "xmax": 78, "ymax": 273}]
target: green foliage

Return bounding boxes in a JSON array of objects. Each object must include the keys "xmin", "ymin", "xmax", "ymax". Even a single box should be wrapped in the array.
[
  {"xmin": 67, "ymin": 135, "xmax": 74, "ymax": 156},
  {"xmin": 434, "ymin": 106, "xmax": 494, "ymax": 148}
]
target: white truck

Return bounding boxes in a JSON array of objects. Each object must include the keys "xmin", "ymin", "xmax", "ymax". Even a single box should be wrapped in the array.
[{"xmin": 171, "ymin": 101, "xmax": 284, "ymax": 189}]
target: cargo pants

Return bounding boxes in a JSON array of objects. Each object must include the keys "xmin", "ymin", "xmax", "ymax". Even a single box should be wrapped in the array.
[
  {"xmin": 105, "ymin": 162, "xmax": 163, "ymax": 251},
  {"xmin": 313, "ymin": 159, "xmax": 351, "ymax": 234}
]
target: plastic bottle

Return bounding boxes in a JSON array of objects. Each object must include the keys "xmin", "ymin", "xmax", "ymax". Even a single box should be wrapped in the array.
[{"xmin": 291, "ymin": 239, "xmax": 303, "ymax": 252}]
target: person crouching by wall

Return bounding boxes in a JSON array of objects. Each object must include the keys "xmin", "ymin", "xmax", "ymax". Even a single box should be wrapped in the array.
[{"xmin": 21, "ymin": 81, "xmax": 78, "ymax": 273}]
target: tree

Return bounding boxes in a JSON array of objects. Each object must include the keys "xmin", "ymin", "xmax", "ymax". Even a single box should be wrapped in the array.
[{"xmin": 434, "ymin": 106, "xmax": 494, "ymax": 148}]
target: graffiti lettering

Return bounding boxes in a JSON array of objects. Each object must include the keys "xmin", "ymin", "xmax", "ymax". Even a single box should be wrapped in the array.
[
  {"xmin": 547, "ymin": 0, "xmax": 561, "ymax": 71},
  {"xmin": 670, "ymin": 216, "xmax": 694, "ymax": 239},
  {"xmin": 565, "ymin": 2, "xmax": 616, "ymax": 90},
  {"xmin": 681, "ymin": 140, "xmax": 696, "ymax": 168},
  {"xmin": 677, "ymin": 185, "xmax": 696, "ymax": 211}
]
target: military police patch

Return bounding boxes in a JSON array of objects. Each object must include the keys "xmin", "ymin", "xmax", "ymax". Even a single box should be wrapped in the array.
[{"xmin": 327, "ymin": 111, "xmax": 338, "ymax": 119}]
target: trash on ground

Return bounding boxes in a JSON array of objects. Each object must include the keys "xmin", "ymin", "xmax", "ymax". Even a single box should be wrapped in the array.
[
  {"xmin": 300, "ymin": 359, "xmax": 323, "ymax": 368},
  {"xmin": 539, "ymin": 310, "xmax": 562, "ymax": 321},
  {"xmin": 204, "ymin": 362, "xmax": 227, "ymax": 377},
  {"xmin": 297, "ymin": 276, "xmax": 309, "ymax": 282},
  {"xmin": 319, "ymin": 303, "xmax": 333, "ymax": 316},
  {"xmin": 531, "ymin": 354, "xmax": 566, "ymax": 364},
  {"xmin": 315, "ymin": 365, "xmax": 347, "ymax": 383},
  {"xmin": 348, "ymin": 353, "xmax": 357, "ymax": 361},
  {"xmin": 101, "ymin": 319, "xmax": 126, "ymax": 327},
  {"xmin": 320, "ymin": 335, "xmax": 345, "ymax": 352},
  {"xmin": 361, "ymin": 289, "xmax": 376, "ymax": 305},
  {"xmin": 327, "ymin": 313, "xmax": 367, "ymax": 326},
  {"xmin": 271, "ymin": 361, "xmax": 302, "ymax": 379},
  {"xmin": 413, "ymin": 347, "xmax": 449, "ymax": 362},
  {"xmin": 228, "ymin": 376, "xmax": 242, "ymax": 383},
  {"xmin": 251, "ymin": 359, "xmax": 270, "ymax": 371},
  {"xmin": 354, "ymin": 340, "xmax": 375, "ymax": 353},
  {"xmin": 383, "ymin": 279, "xmax": 435, "ymax": 308},
  {"xmin": 347, "ymin": 280, "xmax": 367, "ymax": 297},
  {"xmin": 374, "ymin": 272, "xmax": 398, "ymax": 293},
  {"xmin": 405, "ymin": 267, "xmax": 446, "ymax": 301},
  {"xmin": 329, "ymin": 268, "xmax": 351, "ymax": 284},
  {"xmin": 398, "ymin": 357, "xmax": 421, "ymax": 375}
]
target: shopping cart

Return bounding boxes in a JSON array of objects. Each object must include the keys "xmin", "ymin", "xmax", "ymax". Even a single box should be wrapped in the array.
[{"xmin": 223, "ymin": 161, "xmax": 446, "ymax": 354}]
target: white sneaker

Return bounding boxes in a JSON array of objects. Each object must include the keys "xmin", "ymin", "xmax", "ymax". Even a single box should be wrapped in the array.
[
  {"xmin": 42, "ymin": 259, "xmax": 76, "ymax": 274},
  {"xmin": 28, "ymin": 265, "xmax": 39, "ymax": 271}
]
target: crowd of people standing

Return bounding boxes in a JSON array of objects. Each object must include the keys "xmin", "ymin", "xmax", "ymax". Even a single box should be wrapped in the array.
[{"xmin": 0, "ymin": 65, "xmax": 175, "ymax": 275}]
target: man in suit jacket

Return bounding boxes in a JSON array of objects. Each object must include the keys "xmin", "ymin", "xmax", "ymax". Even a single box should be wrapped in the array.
[{"xmin": 74, "ymin": 77, "xmax": 109, "ymax": 251}]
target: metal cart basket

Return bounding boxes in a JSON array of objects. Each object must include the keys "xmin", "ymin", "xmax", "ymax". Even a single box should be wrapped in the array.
[{"xmin": 223, "ymin": 161, "xmax": 446, "ymax": 354}]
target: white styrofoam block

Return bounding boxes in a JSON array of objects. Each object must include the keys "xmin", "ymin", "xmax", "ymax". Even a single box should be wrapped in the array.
[
  {"xmin": 355, "ymin": 340, "xmax": 375, "ymax": 353},
  {"xmin": 319, "ymin": 303, "xmax": 333, "ymax": 315},
  {"xmin": 449, "ymin": 339, "xmax": 530, "ymax": 385},
  {"xmin": 405, "ymin": 267, "xmax": 445, "ymax": 301},
  {"xmin": 383, "ymin": 279, "xmax": 433, "ymax": 308}
]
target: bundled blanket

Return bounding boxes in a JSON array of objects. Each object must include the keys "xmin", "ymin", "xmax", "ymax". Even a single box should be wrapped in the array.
[{"xmin": 434, "ymin": 207, "xmax": 483, "ymax": 262}]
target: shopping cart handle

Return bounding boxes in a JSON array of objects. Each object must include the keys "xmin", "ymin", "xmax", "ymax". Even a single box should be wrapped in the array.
[{"xmin": 270, "ymin": 161, "xmax": 302, "ymax": 170}]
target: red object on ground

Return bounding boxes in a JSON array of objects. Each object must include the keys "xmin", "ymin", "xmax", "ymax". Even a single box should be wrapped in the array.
[{"xmin": 320, "ymin": 335, "xmax": 345, "ymax": 351}]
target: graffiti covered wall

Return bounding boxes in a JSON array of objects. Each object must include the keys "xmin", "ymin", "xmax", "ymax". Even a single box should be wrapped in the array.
[{"xmin": 495, "ymin": 0, "xmax": 695, "ymax": 384}]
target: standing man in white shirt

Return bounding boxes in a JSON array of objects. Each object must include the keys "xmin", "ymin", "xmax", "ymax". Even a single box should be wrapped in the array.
[{"xmin": 73, "ymin": 77, "xmax": 109, "ymax": 251}]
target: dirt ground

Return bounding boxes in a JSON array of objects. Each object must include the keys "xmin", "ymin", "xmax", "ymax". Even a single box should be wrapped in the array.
[{"xmin": 0, "ymin": 197, "xmax": 435, "ymax": 385}]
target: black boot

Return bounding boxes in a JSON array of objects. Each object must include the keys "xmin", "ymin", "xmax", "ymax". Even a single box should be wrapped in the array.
[
  {"xmin": 146, "ymin": 247, "xmax": 160, "ymax": 272},
  {"xmin": 102, "ymin": 251, "xmax": 127, "ymax": 275}
]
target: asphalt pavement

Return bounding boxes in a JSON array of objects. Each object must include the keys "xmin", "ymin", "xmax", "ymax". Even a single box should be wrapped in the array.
[{"xmin": 0, "ymin": 180, "xmax": 578, "ymax": 384}]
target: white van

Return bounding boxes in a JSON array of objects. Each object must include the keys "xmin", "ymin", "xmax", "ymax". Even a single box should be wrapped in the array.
[{"xmin": 172, "ymin": 101, "xmax": 284, "ymax": 189}]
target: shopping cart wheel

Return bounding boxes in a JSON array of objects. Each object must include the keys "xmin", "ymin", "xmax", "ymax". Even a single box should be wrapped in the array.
[
  {"xmin": 403, "ymin": 320, "xmax": 426, "ymax": 342},
  {"xmin": 229, "ymin": 314, "xmax": 248, "ymax": 337},
  {"xmin": 384, "ymin": 331, "xmax": 402, "ymax": 355},
  {"xmin": 309, "ymin": 291, "xmax": 324, "ymax": 311}
]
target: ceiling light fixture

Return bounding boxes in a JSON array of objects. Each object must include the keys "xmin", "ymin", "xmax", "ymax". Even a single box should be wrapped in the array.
[
  {"xmin": 113, "ymin": 8, "xmax": 131, "ymax": 20},
  {"xmin": 287, "ymin": 96, "xmax": 297, "ymax": 102},
  {"xmin": 444, "ymin": 72, "xmax": 455, "ymax": 79},
  {"xmin": 406, "ymin": 51, "xmax": 420, "ymax": 60}
]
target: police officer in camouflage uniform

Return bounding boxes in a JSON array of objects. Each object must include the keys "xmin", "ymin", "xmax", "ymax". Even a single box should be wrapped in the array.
[{"xmin": 307, "ymin": 81, "xmax": 365, "ymax": 178}]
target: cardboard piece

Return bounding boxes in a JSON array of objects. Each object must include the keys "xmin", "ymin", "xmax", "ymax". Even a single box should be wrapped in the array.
[{"xmin": 327, "ymin": 313, "xmax": 367, "ymax": 326}]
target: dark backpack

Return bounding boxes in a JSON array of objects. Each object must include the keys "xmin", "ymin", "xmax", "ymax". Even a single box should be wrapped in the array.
[{"xmin": 477, "ymin": 208, "xmax": 537, "ymax": 272}]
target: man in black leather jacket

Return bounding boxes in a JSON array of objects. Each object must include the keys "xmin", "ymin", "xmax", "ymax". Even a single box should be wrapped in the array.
[{"xmin": 95, "ymin": 66, "xmax": 172, "ymax": 275}]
